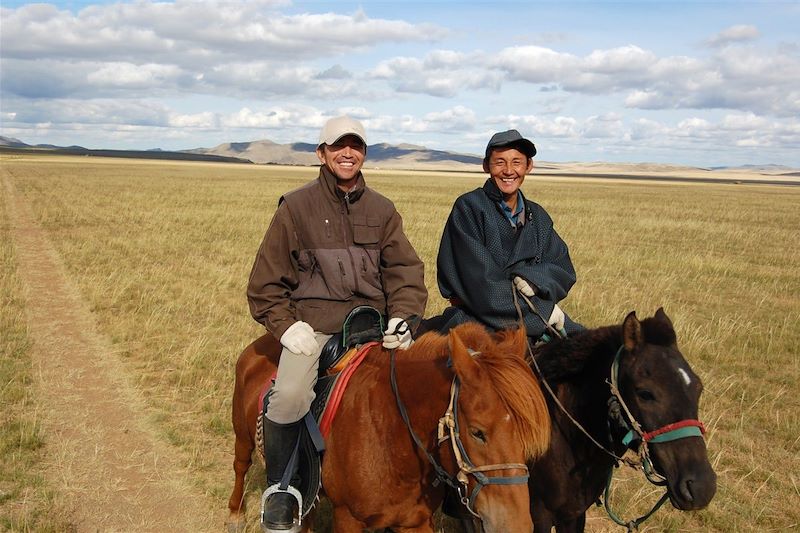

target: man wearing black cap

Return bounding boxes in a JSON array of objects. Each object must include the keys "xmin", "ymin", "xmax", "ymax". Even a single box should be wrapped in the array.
[{"xmin": 435, "ymin": 129, "xmax": 581, "ymax": 343}]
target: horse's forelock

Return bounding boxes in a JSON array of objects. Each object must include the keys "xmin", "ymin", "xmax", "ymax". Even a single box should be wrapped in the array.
[
  {"xmin": 476, "ymin": 344, "xmax": 551, "ymax": 459},
  {"xmin": 408, "ymin": 324, "xmax": 550, "ymax": 458}
]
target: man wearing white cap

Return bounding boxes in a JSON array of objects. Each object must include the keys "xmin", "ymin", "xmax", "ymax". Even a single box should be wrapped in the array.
[{"xmin": 247, "ymin": 116, "xmax": 427, "ymax": 531}]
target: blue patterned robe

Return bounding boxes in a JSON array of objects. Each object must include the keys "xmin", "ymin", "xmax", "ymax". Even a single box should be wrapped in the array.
[{"xmin": 436, "ymin": 178, "xmax": 582, "ymax": 338}]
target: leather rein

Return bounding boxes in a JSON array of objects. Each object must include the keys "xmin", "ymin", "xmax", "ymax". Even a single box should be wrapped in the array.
[
  {"xmin": 389, "ymin": 347, "xmax": 529, "ymax": 519},
  {"xmin": 513, "ymin": 288, "xmax": 706, "ymax": 531}
]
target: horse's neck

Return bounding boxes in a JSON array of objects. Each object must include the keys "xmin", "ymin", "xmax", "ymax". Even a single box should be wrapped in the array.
[
  {"xmin": 543, "ymin": 326, "xmax": 622, "ymax": 436},
  {"xmin": 391, "ymin": 352, "xmax": 453, "ymax": 438},
  {"xmin": 539, "ymin": 325, "xmax": 621, "ymax": 382}
]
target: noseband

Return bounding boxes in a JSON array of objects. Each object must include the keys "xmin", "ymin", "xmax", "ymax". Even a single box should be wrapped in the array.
[
  {"xmin": 602, "ymin": 345, "xmax": 707, "ymax": 531},
  {"xmin": 389, "ymin": 348, "xmax": 529, "ymax": 520},
  {"xmin": 609, "ymin": 346, "xmax": 706, "ymax": 481},
  {"xmin": 514, "ymin": 286, "xmax": 709, "ymax": 532},
  {"xmin": 437, "ymin": 374, "xmax": 530, "ymax": 517}
]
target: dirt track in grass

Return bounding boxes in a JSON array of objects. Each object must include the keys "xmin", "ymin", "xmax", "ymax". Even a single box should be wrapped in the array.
[{"xmin": 3, "ymin": 174, "xmax": 220, "ymax": 532}]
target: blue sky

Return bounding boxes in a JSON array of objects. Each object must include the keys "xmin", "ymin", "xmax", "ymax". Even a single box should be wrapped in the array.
[{"xmin": 1, "ymin": 1, "xmax": 798, "ymax": 167}]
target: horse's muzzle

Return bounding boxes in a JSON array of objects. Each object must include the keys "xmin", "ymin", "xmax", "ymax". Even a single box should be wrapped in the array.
[{"xmin": 669, "ymin": 464, "xmax": 717, "ymax": 510}]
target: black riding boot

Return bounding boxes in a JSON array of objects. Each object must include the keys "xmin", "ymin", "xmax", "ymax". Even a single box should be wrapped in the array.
[{"xmin": 262, "ymin": 418, "xmax": 302, "ymax": 532}]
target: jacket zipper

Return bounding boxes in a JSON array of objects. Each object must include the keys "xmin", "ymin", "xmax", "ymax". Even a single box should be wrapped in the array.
[{"xmin": 340, "ymin": 196, "xmax": 361, "ymax": 295}]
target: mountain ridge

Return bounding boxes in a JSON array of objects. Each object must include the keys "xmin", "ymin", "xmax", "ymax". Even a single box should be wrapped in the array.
[{"xmin": 2, "ymin": 135, "xmax": 797, "ymax": 175}]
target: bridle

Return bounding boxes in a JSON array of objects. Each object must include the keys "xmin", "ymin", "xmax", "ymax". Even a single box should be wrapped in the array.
[
  {"xmin": 609, "ymin": 345, "xmax": 707, "ymax": 481},
  {"xmin": 602, "ymin": 345, "xmax": 707, "ymax": 531},
  {"xmin": 513, "ymin": 287, "xmax": 707, "ymax": 531},
  {"xmin": 389, "ymin": 347, "xmax": 529, "ymax": 520}
]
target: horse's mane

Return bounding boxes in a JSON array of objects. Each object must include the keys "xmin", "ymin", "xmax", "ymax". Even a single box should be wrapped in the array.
[
  {"xmin": 533, "ymin": 326, "xmax": 620, "ymax": 382},
  {"xmin": 410, "ymin": 323, "xmax": 550, "ymax": 459},
  {"xmin": 534, "ymin": 314, "xmax": 678, "ymax": 382}
]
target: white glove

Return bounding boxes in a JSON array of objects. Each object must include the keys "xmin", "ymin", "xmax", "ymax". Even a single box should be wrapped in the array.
[
  {"xmin": 279, "ymin": 321, "xmax": 318, "ymax": 357},
  {"xmin": 383, "ymin": 317, "xmax": 413, "ymax": 350},
  {"xmin": 513, "ymin": 276, "xmax": 536, "ymax": 297},
  {"xmin": 548, "ymin": 304, "xmax": 566, "ymax": 332}
]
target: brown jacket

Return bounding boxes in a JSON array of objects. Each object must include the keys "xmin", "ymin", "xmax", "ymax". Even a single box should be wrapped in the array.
[{"xmin": 247, "ymin": 166, "xmax": 427, "ymax": 338}]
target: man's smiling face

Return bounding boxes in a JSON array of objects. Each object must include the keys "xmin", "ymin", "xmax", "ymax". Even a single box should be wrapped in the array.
[
  {"xmin": 484, "ymin": 146, "xmax": 533, "ymax": 201},
  {"xmin": 316, "ymin": 134, "xmax": 366, "ymax": 186}
]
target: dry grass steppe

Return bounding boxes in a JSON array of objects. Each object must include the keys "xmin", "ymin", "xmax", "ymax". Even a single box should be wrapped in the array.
[{"xmin": 1, "ymin": 153, "xmax": 798, "ymax": 532}]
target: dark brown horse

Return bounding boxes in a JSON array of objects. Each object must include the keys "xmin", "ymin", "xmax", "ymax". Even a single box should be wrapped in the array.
[
  {"xmin": 227, "ymin": 323, "xmax": 551, "ymax": 533},
  {"xmin": 528, "ymin": 308, "xmax": 716, "ymax": 532}
]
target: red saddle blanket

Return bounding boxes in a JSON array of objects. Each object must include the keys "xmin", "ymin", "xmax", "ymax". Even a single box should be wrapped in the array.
[{"xmin": 258, "ymin": 341, "xmax": 379, "ymax": 439}]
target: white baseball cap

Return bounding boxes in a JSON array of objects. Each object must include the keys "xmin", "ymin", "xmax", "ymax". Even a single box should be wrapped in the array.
[{"xmin": 318, "ymin": 116, "xmax": 367, "ymax": 147}]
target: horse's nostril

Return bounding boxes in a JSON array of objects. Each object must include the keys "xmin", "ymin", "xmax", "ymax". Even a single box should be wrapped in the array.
[{"xmin": 680, "ymin": 478, "xmax": 695, "ymax": 502}]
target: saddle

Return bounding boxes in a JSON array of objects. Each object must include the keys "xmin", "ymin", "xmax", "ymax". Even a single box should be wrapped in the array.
[{"xmin": 259, "ymin": 306, "xmax": 384, "ymax": 518}]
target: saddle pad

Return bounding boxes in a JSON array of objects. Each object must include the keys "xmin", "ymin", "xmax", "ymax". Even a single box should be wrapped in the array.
[
  {"xmin": 259, "ymin": 342, "xmax": 378, "ymax": 434},
  {"xmin": 318, "ymin": 342, "xmax": 378, "ymax": 437}
]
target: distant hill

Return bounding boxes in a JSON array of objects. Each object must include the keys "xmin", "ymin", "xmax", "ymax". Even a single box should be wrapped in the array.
[
  {"xmin": 186, "ymin": 140, "xmax": 318, "ymax": 166},
  {"xmin": 2, "ymin": 136, "xmax": 798, "ymax": 181},
  {"xmin": 188, "ymin": 139, "xmax": 483, "ymax": 169},
  {"xmin": 1, "ymin": 135, "xmax": 484, "ymax": 169},
  {"xmin": 709, "ymin": 164, "xmax": 795, "ymax": 172},
  {"xmin": 0, "ymin": 135, "xmax": 31, "ymax": 148},
  {"xmin": 0, "ymin": 136, "xmax": 250, "ymax": 164}
]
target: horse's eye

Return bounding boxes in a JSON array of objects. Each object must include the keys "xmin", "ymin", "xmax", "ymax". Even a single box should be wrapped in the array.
[
  {"xmin": 470, "ymin": 428, "xmax": 487, "ymax": 443},
  {"xmin": 636, "ymin": 389, "xmax": 656, "ymax": 402}
]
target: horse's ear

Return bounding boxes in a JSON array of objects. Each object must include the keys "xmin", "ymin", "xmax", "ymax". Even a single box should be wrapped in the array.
[
  {"xmin": 449, "ymin": 329, "xmax": 482, "ymax": 385},
  {"xmin": 623, "ymin": 311, "xmax": 642, "ymax": 351},
  {"xmin": 654, "ymin": 307, "xmax": 674, "ymax": 328},
  {"xmin": 512, "ymin": 325, "xmax": 528, "ymax": 359}
]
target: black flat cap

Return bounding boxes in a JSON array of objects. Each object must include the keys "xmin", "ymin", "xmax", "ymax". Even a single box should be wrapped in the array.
[{"xmin": 484, "ymin": 129, "xmax": 537, "ymax": 160}]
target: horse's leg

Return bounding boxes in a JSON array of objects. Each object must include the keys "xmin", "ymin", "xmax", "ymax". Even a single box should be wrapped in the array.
[
  {"xmin": 392, "ymin": 523, "xmax": 436, "ymax": 533},
  {"xmin": 331, "ymin": 505, "xmax": 366, "ymax": 533},
  {"xmin": 227, "ymin": 430, "xmax": 254, "ymax": 530},
  {"xmin": 300, "ymin": 507, "xmax": 316, "ymax": 533},
  {"xmin": 554, "ymin": 512, "xmax": 586, "ymax": 533},
  {"xmin": 531, "ymin": 495, "xmax": 556, "ymax": 533}
]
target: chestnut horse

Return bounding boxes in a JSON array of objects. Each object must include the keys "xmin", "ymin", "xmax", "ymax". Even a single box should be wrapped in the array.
[
  {"xmin": 528, "ymin": 309, "xmax": 716, "ymax": 532},
  {"xmin": 228, "ymin": 323, "xmax": 551, "ymax": 533}
]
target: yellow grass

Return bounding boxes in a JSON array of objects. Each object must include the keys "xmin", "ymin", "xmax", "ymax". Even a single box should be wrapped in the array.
[
  {"xmin": 2, "ymin": 153, "xmax": 799, "ymax": 531},
  {"xmin": 0, "ymin": 176, "xmax": 72, "ymax": 532}
]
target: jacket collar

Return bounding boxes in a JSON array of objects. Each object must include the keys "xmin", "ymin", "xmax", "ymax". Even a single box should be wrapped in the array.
[
  {"xmin": 320, "ymin": 165, "xmax": 366, "ymax": 204},
  {"xmin": 482, "ymin": 177, "xmax": 503, "ymax": 202},
  {"xmin": 482, "ymin": 178, "xmax": 529, "ymax": 226},
  {"xmin": 484, "ymin": 177, "xmax": 526, "ymax": 205}
]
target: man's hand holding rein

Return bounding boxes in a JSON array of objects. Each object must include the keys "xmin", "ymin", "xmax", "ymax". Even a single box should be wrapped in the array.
[{"xmin": 383, "ymin": 317, "xmax": 412, "ymax": 349}]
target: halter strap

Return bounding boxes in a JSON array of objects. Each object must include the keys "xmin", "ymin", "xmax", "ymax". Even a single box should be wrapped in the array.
[
  {"xmin": 389, "ymin": 347, "xmax": 529, "ymax": 520},
  {"xmin": 605, "ymin": 345, "xmax": 708, "ymax": 530},
  {"xmin": 437, "ymin": 379, "xmax": 529, "ymax": 516},
  {"xmin": 611, "ymin": 346, "xmax": 706, "ymax": 449},
  {"xmin": 513, "ymin": 285, "xmax": 707, "ymax": 531},
  {"xmin": 389, "ymin": 348, "xmax": 458, "ymax": 490}
]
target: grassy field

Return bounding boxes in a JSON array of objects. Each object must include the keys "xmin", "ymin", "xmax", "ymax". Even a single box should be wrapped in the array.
[{"xmin": 2, "ymin": 154, "xmax": 798, "ymax": 531}]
